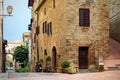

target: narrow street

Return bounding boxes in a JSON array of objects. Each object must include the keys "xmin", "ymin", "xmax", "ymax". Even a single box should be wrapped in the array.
[
  {"xmin": 0, "ymin": 38, "xmax": 120, "ymax": 80},
  {"xmin": 0, "ymin": 0, "xmax": 119, "ymax": 80},
  {"xmin": 0, "ymin": 71, "xmax": 120, "ymax": 80},
  {"xmin": 104, "ymin": 38, "xmax": 120, "ymax": 70},
  {"xmin": 107, "ymin": 38, "xmax": 120, "ymax": 59}
]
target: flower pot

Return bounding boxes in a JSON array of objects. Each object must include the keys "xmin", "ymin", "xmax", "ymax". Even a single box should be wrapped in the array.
[{"xmin": 56, "ymin": 68, "xmax": 62, "ymax": 73}]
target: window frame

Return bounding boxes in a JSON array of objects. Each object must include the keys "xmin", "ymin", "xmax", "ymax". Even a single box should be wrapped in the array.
[
  {"xmin": 79, "ymin": 8, "xmax": 90, "ymax": 27},
  {"xmin": 53, "ymin": 0, "xmax": 55, "ymax": 9}
]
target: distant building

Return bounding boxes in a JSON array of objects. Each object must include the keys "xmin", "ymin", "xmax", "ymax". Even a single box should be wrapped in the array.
[
  {"xmin": 28, "ymin": 0, "xmax": 109, "ymax": 72},
  {"xmin": 6, "ymin": 41, "xmax": 23, "ymax": 54},
  {"xmin": 0, "ymin": 0, "xmax": 3, "ymax": 73},
  {"xmin": 110, "ymin": 0, "xmax": 120, "ymax": 42},
  {"xmin": 5, "ymin": 40, "xmax": 23, "ymax": 71},
  {"xmin": 22, "ymin": 32, "xmax": 31, "ymax": 64},
  {"xmin": 23, "ymin": 32, "xmax": 30, "ymax": 46},
  {"xmin": 2, "ymin": 40, "xmax": 7, "ymax": 72}
]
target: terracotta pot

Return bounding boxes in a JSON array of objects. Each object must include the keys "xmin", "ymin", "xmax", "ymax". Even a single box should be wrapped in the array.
[{"xmin": 56, "ymin": 68, "xmax": 62, "ymax": 73}]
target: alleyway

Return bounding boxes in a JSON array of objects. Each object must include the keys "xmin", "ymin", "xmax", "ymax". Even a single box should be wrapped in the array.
[
  {"xmin": 108, "ymin": 38, "xmax": 120, "ymax": 59},
  {"xmin": 0, "ymin": 70, "xmax": 120, "ymax": 80},
  {"xmin": 104, "ymin": 38, "xmax": 120, "ymax": 70},
  {"xmin": 0, "ymin": 38, "xmax": 120, "ymax": 80}
]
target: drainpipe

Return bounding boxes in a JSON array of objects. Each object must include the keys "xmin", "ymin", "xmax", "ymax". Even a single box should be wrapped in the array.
[{"xmin": 35, "ymin": 11, "xmax": 39, "ymax": 62}]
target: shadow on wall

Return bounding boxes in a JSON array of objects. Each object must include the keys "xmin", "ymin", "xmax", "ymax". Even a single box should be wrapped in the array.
[{"xmin": 110, "ymin": 14, "xmax": 120, "ymax": 43}]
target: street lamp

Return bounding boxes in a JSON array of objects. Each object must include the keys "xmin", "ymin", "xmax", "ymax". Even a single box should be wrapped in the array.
[
  {"xmin": 0, "ymin": 5, "xmax": 13, "ymax": 16},
  {"xmin": 0, "ymin": 2, "xmax": 13, "ymax": 16},
  {"xmin": 7, "ymin": 5, "xmax": 13, "ymax": 15}
]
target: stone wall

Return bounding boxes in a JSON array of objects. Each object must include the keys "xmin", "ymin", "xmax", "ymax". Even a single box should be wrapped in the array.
[
  {"xmin": 31, "ymin": 0, "xmax": 109, "ymax": 71},
  {"xmin": 0, "ymin": 0, "xmax": 3, "ymax": 73},
  {"xmin": 30, "ymin": 1, "xmax": 39, "ymax": 71},
  {"xmin": 36, "ymin": 0, "xmax": 66, "ymax": 68},
  {"xmin": 63, "ymin": 0, "xmax": 109, "ymax": 69},
  {"xmin": 110, "ymin": 0, "xmax": 120, "ymax": 42}
]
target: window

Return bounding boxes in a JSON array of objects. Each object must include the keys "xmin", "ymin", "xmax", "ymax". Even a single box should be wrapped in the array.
[
  {"xmin": 36, "ymin": 26, "xmax": 40, "ymax": 35},
  {"xmin": 79, "ymin": 8, "xmax": 90, "ymax": 26},
  {"xmin": 45, "ymin": 22, "xmax": 52, "ymax": 35},
  {"xmin": 42, "ymin": 21, "xmax": 47, "ymax": 34},
  {"xmin": 44, "ymin": 8, "xmax": 46, "ymax": 15},
  {"xmin": 49, "ymin": 22, "xmax": 52, "ymax": 35},
  {"xmin": 34, "ymin": 34, "xmax": 36, "ymax": 43},
  {"xmin": 44, "ymin": 49, "xmax": 47, "ymax": 56},
  {"xmin": 45, "ymin": 21, "xmax": 47, "ymax": 33},
  {"xmin": 43, "ymin": 21, "xmax": 52, "ymax": 35},
  {"xmin": 42, "ymin": 22, "xmax": 45, "ymax": 33},
  {"xmin": 53, "ymin": 0, "xmax": 55, "ymax": 8},
  {"xmin": 48, "ymin": 23, "xmax": 50, "ymax": 35}
]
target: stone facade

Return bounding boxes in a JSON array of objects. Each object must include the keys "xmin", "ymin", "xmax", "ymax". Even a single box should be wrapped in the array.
[
  {"xmin": 30, "ymin": 0, "xmax": 109, "ymax": 72},
  {"xmin": 110, "ymin": 0, "xmax": 120, "ymax": 42},
  {"xmin": 5, "ymin": 41, "xmax": 23, "ymax": 71},
  {"xmin": 0, "ymin": 0, "xmax": 3, "ymax": 73},
  {"xmin": 2, "ymin": 40, "xmax": 7, "ymax": 72},
  {"xmin": 23, "ymin": 32, "xmax": 30, "ymax": 46}
]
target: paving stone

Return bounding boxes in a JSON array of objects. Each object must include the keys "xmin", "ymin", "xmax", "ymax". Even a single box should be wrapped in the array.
[{"xmin": 6, "ymin": 71, "xmax": 120, "ymax": 80}]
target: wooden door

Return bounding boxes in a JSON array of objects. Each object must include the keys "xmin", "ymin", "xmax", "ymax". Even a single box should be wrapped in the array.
[
  {"xmin": 79, "ymin": 47, "xmax": 88, "ymax": 69},
  {"xmin": 52, "ymin": 47, "xmax": 57, "ymax": 69}
]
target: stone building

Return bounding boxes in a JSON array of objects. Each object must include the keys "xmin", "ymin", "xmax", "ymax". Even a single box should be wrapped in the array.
[
  {"xmin": 2, "ymin": 40, "xmax": 7, "ymax": 72},
  {"xmin": 0, "ymin": 0, "xmax": 3, "ymax": 73},
  {"xmin": 22, "ymin": 32, "xmax": 31, "ymax": 65},
  {"xmin": 5, "ymin": 41, "xmax": 23, "ymax": 71},
  {"xmin": 28, "ymin": 0, "xmax": 109, "ymax": 72},
  {"xmin": 23, "ymin": 32, "xmax": 30, "ymax": 46},
  {"xmin": 110, "ymin": 0, "xmax": 120, "ymax": 42}
]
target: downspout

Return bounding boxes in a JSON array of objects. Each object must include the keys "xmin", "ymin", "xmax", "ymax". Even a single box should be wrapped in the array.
[{"xmin": 35, "ymin": 11, "xmax": 39, "ymax": 62}]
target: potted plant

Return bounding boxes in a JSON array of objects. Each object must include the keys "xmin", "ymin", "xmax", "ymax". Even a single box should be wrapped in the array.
[
  {"xmin": 46, "ymin": 56, "xmax": 51, "ymax": 62},
  {"xmin": 56, "ymin": 67, "xmax": 63, "ymax": 73},
  {"xmin": 61, "ymin": 61, "xmax": 70, "ymax": 73},
  {"xmin": 45, "ymin": 56, "xmax": 52, "ymax": 72},
  {"xmin": 67, "ymin": 66, "xmax": 76, "ymax": 74},
  {"xmin": 39, "ymin": 58, "xmax": 43, "ymax": 63}
]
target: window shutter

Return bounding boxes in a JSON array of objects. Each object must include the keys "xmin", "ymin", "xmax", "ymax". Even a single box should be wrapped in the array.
[
  {"xmin": 42, "ymin": 22, "xmax": 44, "ymax": 33},
  {"xmin": 48, "ymin": 23, "xmax": 49, "ymax": 35},
  {"xmin": 36, "ymin": 26, "xmax": 39, "ymax": 35},
  {"xmin": 50, "ymin": 22, "xmax": 52, "ymax": 35},
  {"xmin": 45, "ymin": 21, "xmax": 47, "ymax": 33},
  {"xmin": 53, "ymin": 0, "xmax": 55, "ymax": 8},
  {"xmin": 79, "ymin": 8, "xmax": 90, "ymax": 26}
]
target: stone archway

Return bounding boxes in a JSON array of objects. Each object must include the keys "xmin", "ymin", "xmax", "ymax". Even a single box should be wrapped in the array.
[
  {"xmin": 44, "ymin": 49, "xmax": 47, "ymax": 67},
  {"xmin": 52, "ymin": 46, "xmax": 57, "ymax": 69}
]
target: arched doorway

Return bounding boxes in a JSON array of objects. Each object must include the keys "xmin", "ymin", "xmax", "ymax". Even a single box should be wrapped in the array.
[
  {"xmin": 52, "ymin": 46, "xmax": 57, "ymax": 69},
  {"xmin": 44, "ymin": 49, "xmax": 47, "ymax": 66},
  {"xmin": 78, "ymin": 47, "xmax": 88, "ymax": 69}
]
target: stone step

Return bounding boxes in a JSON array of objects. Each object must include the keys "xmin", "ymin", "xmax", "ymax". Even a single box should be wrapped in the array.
[
  {"xmin": 0, "ymin": 73, "xmax": 8, "ymax": 80},
  {"xmin": 107, "ymin": 67, "xmax": 120, "ymax": 70},
  {"xmin": 116, "ymin": 64, "xmax": 120, "ymax": 66},
  {"xmin": 0, "ymin": 73, "xmax": 8, "ymax": 78},
  {"xmin": 0, "ymin": 78, "xmax": 7, "ymax": 80}
]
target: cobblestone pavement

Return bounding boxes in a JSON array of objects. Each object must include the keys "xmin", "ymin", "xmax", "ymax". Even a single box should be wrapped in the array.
[{"xmin": 0, "ymin": 70, "xmax": 119, "ymax": 80}]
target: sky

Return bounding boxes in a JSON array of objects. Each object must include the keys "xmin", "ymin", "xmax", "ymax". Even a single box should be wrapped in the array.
[{"xmin": 3, "ymin": 0, "xmax": 31, "ymax": 41}]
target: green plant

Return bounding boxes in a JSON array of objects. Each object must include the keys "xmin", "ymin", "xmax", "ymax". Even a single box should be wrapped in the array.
[
  {"xmin": 17, "ymin": 62, "xmax": 30, "ymax": 72},
  {"xmin": 46, "ymin": 56, "xmax": 51, "ymax": 61},
  {"xmin": 14, "ymin": 45, "xmax": 28, "ymax": 65},
  {"xmin": 39, "ymin": 58, "xmax": 43, "ymax": 63},
  {"xmin": 17, "ymin": 66, "xmax": 29, "ymax": 72},
  {"xmin": 67, "ymin": 66, "xmax": 76, "ymax": 74},
  {"xmin": 61, "ymin": 61, "xmax": 70, "ymax": 68}
]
